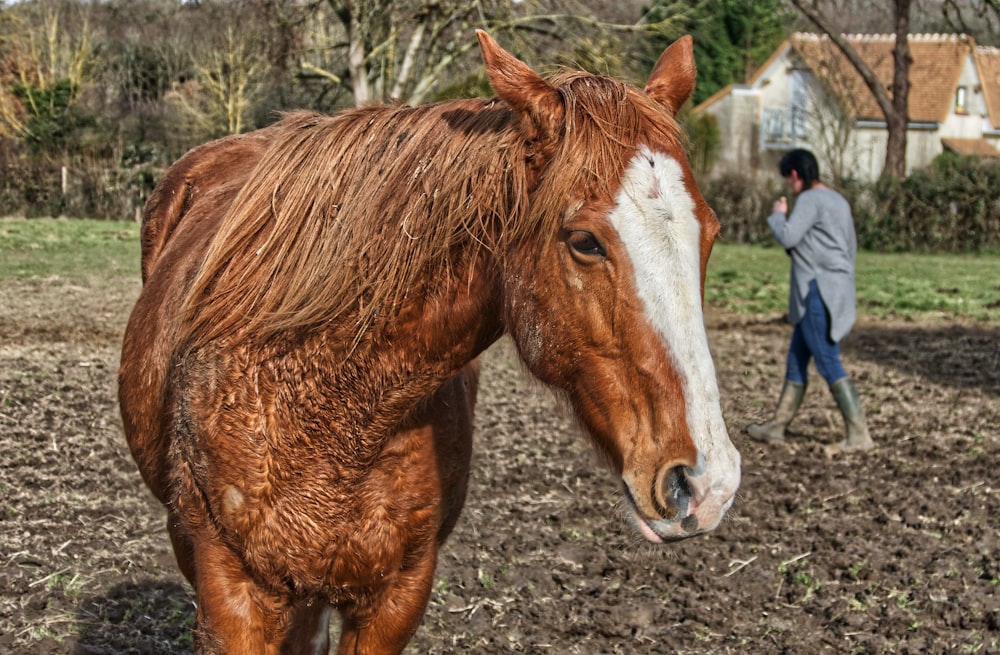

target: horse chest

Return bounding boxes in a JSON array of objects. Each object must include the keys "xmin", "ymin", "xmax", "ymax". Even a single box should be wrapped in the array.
[
  {"xmin": 176, "ymin": 350, "xmax": 445, "ymax": 597},
  {"xmin": 229, "ymin": 472, "xmax": 438, "ymax": 600}
]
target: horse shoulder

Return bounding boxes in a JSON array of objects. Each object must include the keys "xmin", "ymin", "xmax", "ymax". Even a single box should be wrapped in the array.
[{"xmin": 122, "ymin": 130, "xmax": 272, "ymax": 500}]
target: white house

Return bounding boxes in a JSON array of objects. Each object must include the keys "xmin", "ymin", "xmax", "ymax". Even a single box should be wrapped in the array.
[{"xmin": 694, "ymin": 33, "xmax": 1000, "ymax": 181}]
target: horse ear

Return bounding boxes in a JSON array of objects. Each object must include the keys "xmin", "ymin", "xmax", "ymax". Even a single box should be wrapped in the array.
[
  {"xmin": 644, "ymin": 35, "xmax": 696, "ymax": 115},
  {"xmin": 476, "ymin": 30, "xmax": 564, "ymax": 142}
]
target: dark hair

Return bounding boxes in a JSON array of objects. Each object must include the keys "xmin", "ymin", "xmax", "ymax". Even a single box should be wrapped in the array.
[{"xmin": 778, "ymin": 149, "xmax": 820, "ymax": 189}]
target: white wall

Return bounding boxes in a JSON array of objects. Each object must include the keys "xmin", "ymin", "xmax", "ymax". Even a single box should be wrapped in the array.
[{"xmin": 700, "ymin": 50, "xmax": 995, "ymax": 182}]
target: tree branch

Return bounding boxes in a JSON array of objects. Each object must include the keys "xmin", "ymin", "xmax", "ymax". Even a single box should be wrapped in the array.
[{"xmin": 787, "ymin": 0, "xmax": 896, "ymax": 122}]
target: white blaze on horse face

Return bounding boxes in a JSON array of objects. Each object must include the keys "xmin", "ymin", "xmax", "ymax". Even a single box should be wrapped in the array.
[{"xmin": 608, "ymin": 147, "xmax": 740, "ymax": 530}]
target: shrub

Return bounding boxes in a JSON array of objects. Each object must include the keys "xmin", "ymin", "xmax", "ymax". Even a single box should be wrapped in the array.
[
  {"xmin": 682, "ymin": 110, "xmax": 721, "ymax": 178},
  {"xmin": 701, "ymin": 154, "xmax": 1000, "ymax": 253},
  {"xmin": 0, "ymin": 139, "xmax": 160, "ymax": 220},
  {"xmin": 700, "ymin": 171, "xmax": 784, "ymax": 245},
  {"xmin": 851, "ymin": 154, "xmax": 1000, "ymax": 252}
]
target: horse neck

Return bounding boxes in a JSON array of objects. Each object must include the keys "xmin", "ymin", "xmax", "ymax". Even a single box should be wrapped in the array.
[
  {"xmin": 299, "ymin": 251, "xmax": 503, "ymax": 437},
  {"xmin": 389, "ymin": 252, "xmax": 504, "ymax": 374}
]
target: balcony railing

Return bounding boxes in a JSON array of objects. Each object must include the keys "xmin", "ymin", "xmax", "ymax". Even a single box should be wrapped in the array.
[{"xmin": 761, "ymin": 107, "xmax": 810, "ymax": 150}]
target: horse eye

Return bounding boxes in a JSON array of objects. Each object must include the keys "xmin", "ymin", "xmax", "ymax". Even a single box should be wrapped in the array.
[{"xmin": 567, "ymin": 230, "xmax": 606, "ymax": 258}]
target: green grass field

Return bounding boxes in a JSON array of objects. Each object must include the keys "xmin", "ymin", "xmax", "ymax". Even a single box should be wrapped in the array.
[
  {"xmin": 0, "ymin": 217, "xmax": 140, "ymax": 281},
  {"xmin": 707, "ymin": 242, "xmax": 1000, "ymax": 322},
  {"xmin": 2, "ymin": 217, "xmax": 998, "ymax": 322}
]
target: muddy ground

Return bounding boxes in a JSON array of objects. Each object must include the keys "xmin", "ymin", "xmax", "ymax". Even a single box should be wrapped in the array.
[{"xmin": 0, "ymin": 274, "xmax": 997, "ymax": 654}]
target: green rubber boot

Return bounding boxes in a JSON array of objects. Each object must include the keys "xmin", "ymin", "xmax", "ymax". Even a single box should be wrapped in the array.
[
  {"xmin": 746, "ymin": 379, "xmax": 806, "ymax": 443},
  {"xmin": 824, "ymin": 378, "xmax": 874, "ymax": 456}
]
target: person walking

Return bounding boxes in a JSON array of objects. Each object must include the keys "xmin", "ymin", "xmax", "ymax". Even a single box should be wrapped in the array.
[{"xmin": 746, "ymin": 149, "xmax": 873, "ymax": 456}]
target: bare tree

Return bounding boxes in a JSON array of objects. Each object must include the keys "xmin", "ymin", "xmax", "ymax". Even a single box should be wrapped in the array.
[
  {"xmin": 941, "ymin": 0, "xmax": 1000, "ymax": 44},
  {"xmin": 0, "ymin": 0, "xmax": 96, "ymax": 143},
  {"xmin": 804, "ymin": 74, "xmax": 860, "ymax": 184},
  {"xmin": 296, "ymin": 0, "xmax": 692, "ymax": 107},
  {"xmin": 789, "ymin": 0, "xmax": 912, "ymax": 179},
  {"xmin": 162, "ymin": 13, "xmax": 268, "ymax": 140}
]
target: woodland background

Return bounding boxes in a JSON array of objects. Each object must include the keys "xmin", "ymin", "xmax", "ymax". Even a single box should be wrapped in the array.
[{"xmin": 1, "ymin": 0, "xmax": 999, "ymax": 251}]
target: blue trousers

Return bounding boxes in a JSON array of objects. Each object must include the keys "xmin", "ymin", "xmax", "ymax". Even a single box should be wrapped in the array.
[{"xmin": 785, "ymin": 280, "xmax": 848, "ymax": 386}]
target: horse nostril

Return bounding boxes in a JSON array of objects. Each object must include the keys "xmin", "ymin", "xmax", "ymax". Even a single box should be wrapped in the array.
[{"xmin": 655, "ymin": 464, "xmax": 693, "ymax": 520}]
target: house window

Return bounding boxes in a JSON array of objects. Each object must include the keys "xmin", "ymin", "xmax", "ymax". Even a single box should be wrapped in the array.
[
  {"xmin": 763, "ymin": 109, "xmax": 786, "ymax": 142},
  {"xmin": 955, "ymin": 86, "xmax": 967, "ymax": 114},
  {"xmin": 789, "ymin": 70, "xmax": 810, "ymax": 138}
]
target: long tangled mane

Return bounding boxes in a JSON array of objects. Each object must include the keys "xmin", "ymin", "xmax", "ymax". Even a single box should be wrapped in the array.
[{"xmin": 180, "ymin": 70, "xmax": 685, "ymax": 350}]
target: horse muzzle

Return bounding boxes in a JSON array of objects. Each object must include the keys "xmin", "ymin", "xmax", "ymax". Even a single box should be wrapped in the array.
[{"xmin": 622, "ymin": 455, "xmax": 740, "ymax": 543}]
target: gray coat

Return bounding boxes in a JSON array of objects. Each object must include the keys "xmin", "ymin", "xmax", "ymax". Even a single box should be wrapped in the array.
[{"xmin": 767, "ymin": 187, "xmax": 857, "ymax": 342}]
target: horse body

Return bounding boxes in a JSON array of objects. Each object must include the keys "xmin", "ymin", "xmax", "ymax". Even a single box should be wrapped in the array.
[
  {"xmin": 122, "ymin": 120, "xmax": 492, "ymax": 652},
  {"xmin": 119, "ymin": 31, "xmax": 740, "ymax": 654}
]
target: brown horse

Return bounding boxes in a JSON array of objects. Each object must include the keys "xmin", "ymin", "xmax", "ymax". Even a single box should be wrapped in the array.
[{"xmin": 119, "ymin": 31, "xmax": 741, "ymax": 654}]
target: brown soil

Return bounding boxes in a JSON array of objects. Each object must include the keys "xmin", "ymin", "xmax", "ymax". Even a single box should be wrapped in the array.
[{"xmin": 1, "ymin": 275, "xmax": 997, "ymax": 654}]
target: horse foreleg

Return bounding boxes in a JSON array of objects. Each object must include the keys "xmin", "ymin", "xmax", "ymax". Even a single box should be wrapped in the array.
[
  {"xmin": 335, "ymin": 547, "xmax": 438, "ymax": 655},
  {"xmin": 188, "ymin": 533, "xmax": 278, "ymax": 655}
]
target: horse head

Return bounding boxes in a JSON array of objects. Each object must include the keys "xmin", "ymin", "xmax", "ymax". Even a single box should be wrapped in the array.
[{"xmin": 478, "ymin": 31, "xmax": 740, "ymax": 542}]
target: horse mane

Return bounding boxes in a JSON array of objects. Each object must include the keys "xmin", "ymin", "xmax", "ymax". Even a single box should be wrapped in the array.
[{"xmin": 179, "ymin": 71, "xmax": 686, "ymax": 350}]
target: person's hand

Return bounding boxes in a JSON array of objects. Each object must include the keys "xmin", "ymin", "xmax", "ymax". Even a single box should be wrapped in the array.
[{"xmin": 773, "ymin": 196, "xmax": 787, "ymax": 214}]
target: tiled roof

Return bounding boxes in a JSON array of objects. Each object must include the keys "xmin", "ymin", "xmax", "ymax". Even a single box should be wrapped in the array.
[
  {"xmin": 789, "ymin": 33, "xmax": 973, "ymax": 124},
  {"xmin": 975, "ymin": 46, "xmax": 1000, "ymax": 128},
  {"xmin": 941, "ymin": 137, "xmax": 1000, "ymax": 156}
]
